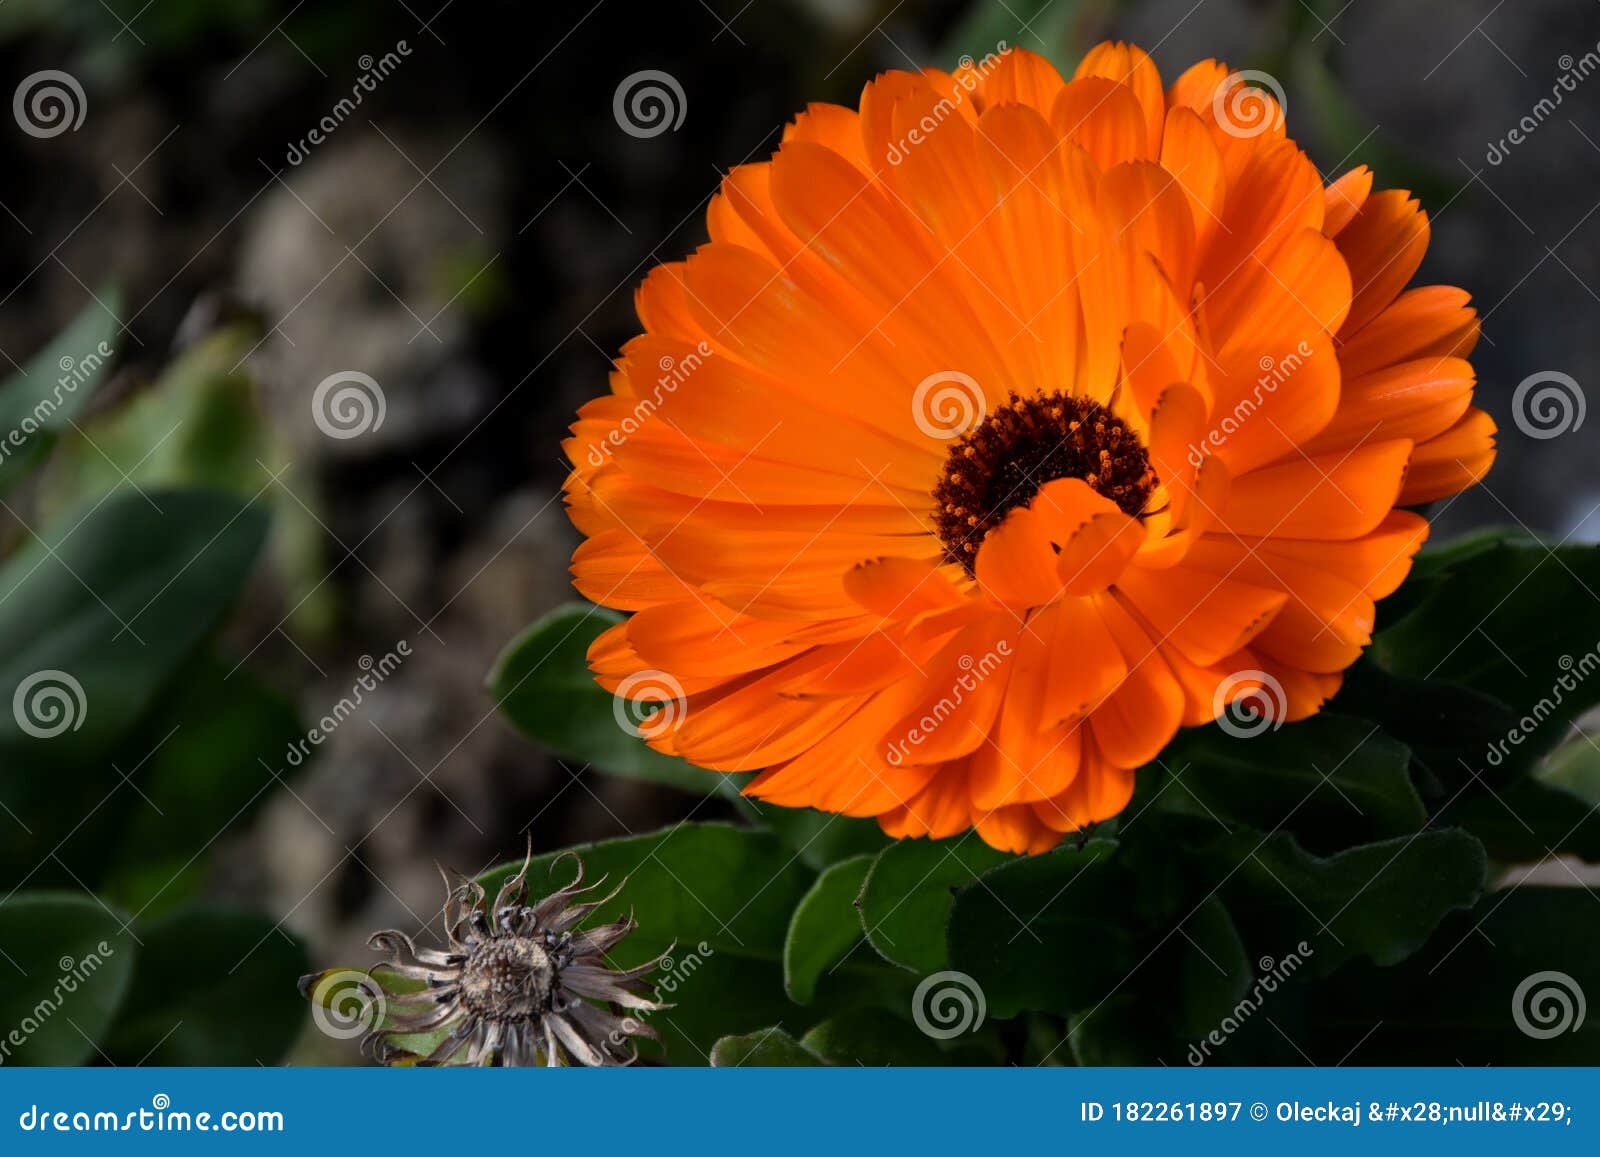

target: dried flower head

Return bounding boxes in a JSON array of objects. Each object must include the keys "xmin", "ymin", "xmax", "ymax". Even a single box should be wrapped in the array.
[{"xmin": 362, "ymin": 850, "xmax": 667, "ymax": 1066}]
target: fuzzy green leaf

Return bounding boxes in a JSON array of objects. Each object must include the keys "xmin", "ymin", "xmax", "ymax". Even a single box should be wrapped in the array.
[
  {"xmin": 784, "ymin": 853, "xmax": 875, "ymax": 1004},
  {"xmin": 945, "ymin": 838, "xmax": 1124, "ymax": 1018},
  {"xmin": 858, "ymin": 836, "xmax": 1015, "ymax": 973}
]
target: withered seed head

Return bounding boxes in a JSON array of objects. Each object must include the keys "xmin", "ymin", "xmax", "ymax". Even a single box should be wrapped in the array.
[{"xmin": 356, "ymin": 847, "xmax": 668, "ymax": 1067}]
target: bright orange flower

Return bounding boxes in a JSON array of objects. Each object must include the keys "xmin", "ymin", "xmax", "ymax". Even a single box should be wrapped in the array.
[{"xmin": 564, "ymin": 42, "xmax": 1494, "ymax": 853}]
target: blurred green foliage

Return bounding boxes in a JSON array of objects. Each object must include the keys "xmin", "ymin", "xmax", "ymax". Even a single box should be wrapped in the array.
[{"xmin": 0, "ymin": 298, "xmax": 312, "ymax": 1066}]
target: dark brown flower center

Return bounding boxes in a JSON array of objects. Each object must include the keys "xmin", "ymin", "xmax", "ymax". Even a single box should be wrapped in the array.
[
  {"xmin": 459, "ymin": 937, "xmax": 555, "ymax": 1021},
  {"xmin": 932, "ymin": 391, "xmax": 1156, "ymax": 573}
]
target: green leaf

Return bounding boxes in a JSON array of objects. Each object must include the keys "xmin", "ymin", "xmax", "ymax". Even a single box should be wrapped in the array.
[
  {"xmin": 1169, "ymin": 896, "xmax": 1252, "ymax": 1039},
  {"xmin": 476, "ymin": 823, "xmax": 809, "ymax": 962},
  {"xmin": 0, "ymin": 489, "xmax": 270, "ymax": 769},
  {"xmin": 97, "ymin": 655, "xmax": 307, "ymax": 915},
  {"xmin": 103, "ymin": 907, "xmax": 309, "ymax": 1065},
  {"xmin": 1372, "ymin": 534, "xmax": 1600, "ymax": 773},
  {"xmin": 0, "ymin": 292, "xmax": 121, "ymax": 492},
  {"xmin": 946, "ymin": 838, "xmax": 1125, "ymax": 1018},
  {"xmin": 709, "ymin": 1027, "xmax": 823, "ymax": 1067},
  {"xmin": 1332, "ymin": 661, "xmax": 1522, "ymax": 787},
  {"xmin": 1322, "ymin": 886, "xmax": 1600, "ymax": 1063},
  {"xmin": 1434, "ymin": 778, "xmax": 1600, "ymax": 866},
  {"xmin": 34, "ymin": 326, "xmax": 333, "ymax": 640},
  {"xmin": 487, "ymin": 603, "xmax": 718, "ymax": 795},
  {"xmin": 858, "ymin": 836, "xmax": 1015, "ymax": 973},
  {"xmin": 1152, "ymin": 713, "xmax": 1426, "ymax": 848},
  {"xmin": 39, "ymin": 328, "xmax": 271, "ymax": 514},
  {"xmin": 800, "ymin": 1008, "xmax": 958, "ymax": 1065},
  {"xmin": 784, "ymin": 853, "xmax": 874, "ymax": 1004},
  {"xmin": 0, "ymin": 892, "xmax": 136, "ymax": 1065},
  {"xmin": 1209, "ymin": 828, "xmax": 1486, "ymax": 974}
]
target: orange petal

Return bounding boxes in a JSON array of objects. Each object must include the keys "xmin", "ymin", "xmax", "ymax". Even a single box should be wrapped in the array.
[
  {"xmin": 1338, "ymin": 285, "xmax": 1479, "ymax": 379},
  {"xmin": 1041, "ymin": 596, "xmax": 1127, "ymax": 724},
  {"xmin": 1323, "ymin": 166, "xmax": 1373, "ymax": 236},
  {"xmin": 1050, "ymin": 76, "xmax": 1151, "ymax": 168},
  {"xmin": 975, "ymin": 505, "xmax": 1062, "ymax": 609},
  {"xmin": 843, "ymin": 556, "xmax": 971, "ymax": 620},
  {"xmin": 1304, "ymin": 355, "xmax": 1476, "ymax": 456},
  {"xmin": 1158, "ymin": 107, "xmax": 1227, "ymax": 265},
  {"xmin": 886, "ymin": 614, "xmax": 1017, "ymax": 764},
  {"xmin": 1114, "ymin": 565, "xmax": 1287, "ymax": 667},
  {"xmin": 965, "ymin": 46, "xmax": 1067, "ymax": 114},
  {"xmin": 1088, "ymin": 595, "xmax": 1184, "ymax": 767},
  {"xmin": 1027, "ymin": 478, "xmax": 1145, "ymax": 596},
  {"xmin": 1336, "ymin": 189, "xmax": 1430, "ymax": 339},
  {"xmin": 1219, "ymin": 439, "xmax": 1412, "ymax": 539},
  {"xmin": 1075, "ymin": 40, "xmax": 1166, "ymax": 156},
  {"xmin": 1401, "ymin": 406, "xmax": 1497, "ymax": 504}
]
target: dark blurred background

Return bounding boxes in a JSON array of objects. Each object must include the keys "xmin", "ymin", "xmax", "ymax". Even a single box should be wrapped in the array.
[{"xmin": 0, "ymin": 0, "xmax": 1595, "ymax": 1061}]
